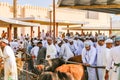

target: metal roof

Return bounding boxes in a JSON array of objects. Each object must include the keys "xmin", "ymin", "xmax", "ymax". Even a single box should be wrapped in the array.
[
  {"xmin": 16, "ymin": 17, "xmax": 88, "ymax": 26},
  {"xmin": 62, "ymin": 26, "xmax": 120, "ymax": 31},
  {"xmin": 0, "ymin": 17, "xmax": 40, "ymax": 27},
  {"xmin": 58, "ymin": 0, "xmax": 120, "ymax": 14}
]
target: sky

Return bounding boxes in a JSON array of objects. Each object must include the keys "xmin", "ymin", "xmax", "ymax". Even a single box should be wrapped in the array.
[{"xmin": 0, "ymin": 0, "xmax": 58, "ymax": 7}]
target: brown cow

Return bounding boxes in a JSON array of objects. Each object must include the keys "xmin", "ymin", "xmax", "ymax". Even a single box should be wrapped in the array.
[
  {"xmin": 38, "ymin": 71, "xmax": 75, "ymax": 80},
  {"xmin": 0, "ymin": 62, "xmax": 4, "ymax": 79},
  {"xmin": 68, "ymin": 55, "xmax": 82, "ymax": 63},
  {"xmin": 36, "ymin": 58, "xmax": 85, "ymax": 80},
  {"xmin": 56, "ymin": 64, "xmax": 84, "ymax": 80}
]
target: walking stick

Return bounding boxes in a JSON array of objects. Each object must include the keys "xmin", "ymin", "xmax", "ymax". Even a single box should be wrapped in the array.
[
  {"xmin": 95, "ymin": 68, "xmax": 99, "ymax": 80},
  {"xmin": 26, "ymin": 63, "xmax": 28, "ymax": 80},
  {"xmin": 25, "ymin": 53, "xmax": 28, "ymax": 80}
]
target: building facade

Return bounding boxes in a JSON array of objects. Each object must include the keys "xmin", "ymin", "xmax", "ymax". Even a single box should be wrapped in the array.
[{"xmin": 0, "ymin": 2, "xmax": 112, "ymax": 38}]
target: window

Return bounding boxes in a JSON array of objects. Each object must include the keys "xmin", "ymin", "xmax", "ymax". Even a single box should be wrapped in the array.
[
  {"xmin": 30, "ymin": 15, "xmax": 34, "ymax": 17},
  {"xmin": 86, "ymin": 11, "xmax": 99, "ymax": 19},
  {"xmin": 37, "ymin": 15, "xmax": 40, "ymax": 18}
]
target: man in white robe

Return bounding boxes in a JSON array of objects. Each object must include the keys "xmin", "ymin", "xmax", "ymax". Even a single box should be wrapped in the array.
[
  {"xmin": 55, "ymin": 40, "xmax": 61, "ymax": 58},
  {"xmin": 58, "ymin": 40, "xmax": 74, "ymax": 60},
  {"xmin": 42, "ymin": 37, "xmax": 48, "ymax": 48},
  {"xmin": 74, "ymin": 36, "xmax": 84, "ymax": 55},
  {"xmin": 19, "ymin": 34, "xmax": 24, "ymax": 41},
  {"xmin": 30, "ymin": 40, "xmax": 39, "ymax": 65},
  {"xmin": 23, "ymin": 38, "xmax": 29, "ymax": 52},
  {"xmin": 46, "ymin": 37, "xmax": 57, "ymax": 60},
  {"xmin": 0, "ymin": 47, "xmax": 3, "ymax": 57},
  {"xmin": 68, "ymin": 39, "xmax": 79, "ymax": 56},
  {"xmin": 114, "ymin": 36, "xmax": 120, "ymax": 46},
  {"xmin": 63, "ymin": 37, "xmax": 69, "ymax": 47},
  {"xmin": 85, "ymin": 36, "xmax": 94, "ymax": 46},
  {"xmin": 10, "ymin": 39, "xmax": 19, "ymax": 54},
  {"xmin": 41, "ymin": 29, "xmax": 46, "ymax": 40},
  {"xmin": 18, "ymin": 41, "xmax": 24, "ymax": 49},
  {"xmin": 0, "ymin": 47, "xmax": 3, "ymax": 63},
  {"xmin": 82, "ymin": 41, "xmax": 97, "ymax": 80},
  {"xmin": 96, "ymin": 35, "xmax": 106, "ymax": 80},
  {"xmin": 0, "ymin": 39, "xmax": 18, "ymax": 80},
  {"xmin": 105, "ymin": 36, "xmax": 120, "ymax": 80},
  {"xmin": 104, "ymin": 39, "xmax": 114, "ymax": 80}
]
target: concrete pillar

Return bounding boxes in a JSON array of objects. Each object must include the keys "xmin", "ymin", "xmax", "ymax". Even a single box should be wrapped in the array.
[
  {"xmin": 30, "ymin": 26, "xmax": 33, "ymax": 39},
  {"xmin": 8, "ymin": 24, "xmax": 12, "ymax": 41},
  {"xmin": 7, "ymin": 27, "xmax": 9, "ymax": 39},
  {"xmin": 56, "ymin": 23, "xmax": 58, "ymax": 37},
  {"xmin": 98, "ymin": 30, "xmax": 100, "ymax": 34},
  {"xmin": 38, "ymin": 26, "xmax": 40, "ymax": 39},
  {"xmin": 109, "ymin": 29, "xmax": 112, "ymax": 36},
  {"xmin": 81, "ymin": 29, "xmax": 84, "ymax": 35},
  {"xmin": 67, "ymin": 25, "xmax": 69, "ymax": 33}
]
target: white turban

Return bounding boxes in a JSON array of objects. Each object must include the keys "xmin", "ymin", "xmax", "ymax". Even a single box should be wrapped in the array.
[
  {"xmin": 57, "ymin": 40, "xmax": 62, "ymax": 44},
  {"xmin": 84, "ymin": 41, "xmax": 91, "ymax": 47},
  {"xmin": 1, "ymin": 39, "xmax": 9, "ymax": 44},
  {"xmin": 115, "ymin": 36, "xmax": 120, "ymax": 41},
  {"xmin": 74, "ymin": 35, "xmax": 78, "ymax": 38},
  {"xmin": 105, "ymin": 39, "xmax": 113, "ymax": 43},
  {"xmin": 33, "ymin": 40, "xmax": 39, "ymax": 45},
  {"xmin": 46, "ymin": 37, "xmax": 52, "ymax": 40},
  {"xmin": 68, "ymin": 39, "xmax": 73, "ymax": 42},
  {"xmin": 97, "ymin": 35, "xmax": 105, "ymax": 41}
]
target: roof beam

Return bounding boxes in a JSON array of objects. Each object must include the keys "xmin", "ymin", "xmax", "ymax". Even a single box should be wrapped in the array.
[
  {"xmin": 84, "ymin": 8, "xmax": 120, "ymax": 14},
  {"xmin": 59, "ymin": 4, "xmax": 120, "ymax": 9},
  {"xmin": 62, "ymin": 27, "xmax": 120, "ymax": 31}
]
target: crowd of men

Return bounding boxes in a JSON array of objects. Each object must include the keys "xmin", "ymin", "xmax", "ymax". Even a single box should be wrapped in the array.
[{"xmin": 0, "ymin": 30, "xmax": 120, "ymax": 80}]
